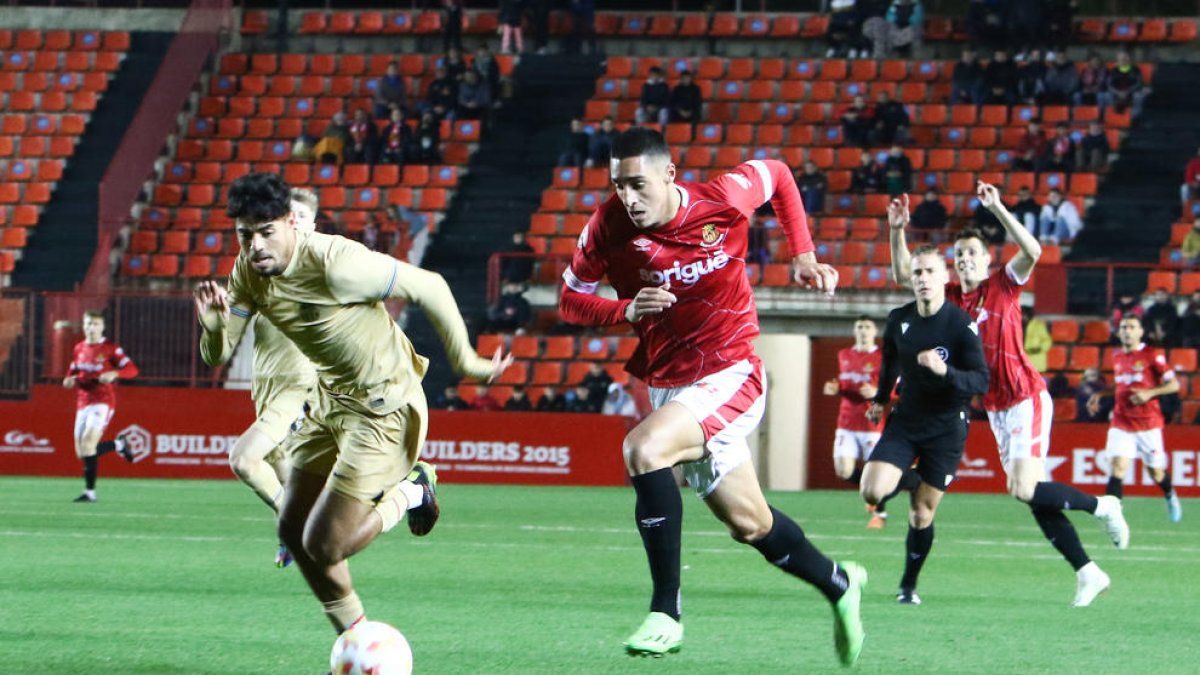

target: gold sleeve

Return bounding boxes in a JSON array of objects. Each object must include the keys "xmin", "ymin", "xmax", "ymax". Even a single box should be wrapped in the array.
[
  {"xmin": 390, "ymin": 261, "xmax": 493, "ymax": 380},
  {"xmin": 199, "ymin": 260, "xmax": 254, "ymax": 366}
]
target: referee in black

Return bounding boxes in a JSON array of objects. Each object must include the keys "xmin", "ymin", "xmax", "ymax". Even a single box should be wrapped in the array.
[{"xmin": 861, "ymin": 244, "xmax": 989, "ymax": 605}]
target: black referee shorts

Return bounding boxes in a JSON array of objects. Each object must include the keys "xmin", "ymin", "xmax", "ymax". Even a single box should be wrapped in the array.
[{"xmin": 870, "ymin": 410, "xmax": 970, "ymax": 491}]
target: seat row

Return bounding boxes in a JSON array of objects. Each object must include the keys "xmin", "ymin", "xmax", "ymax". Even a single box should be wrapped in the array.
[
  {"xmin": 162, "ymin": 162, "xmax": 459, "ymax": 190},
  {"xmin": 0, "ymin": 135, "xmax": 78, "ymax": 159},
  {"xmin": 0, "ymin": 158, "xmax": 63, "ymax": 182},
  {"xmin": 152, "ymin": 184, "xmax": 453, "ymax": 213},
  {"xmin": 138, "ymin": 206, "xmax": 438, "ymax": 235},
  {"xmin": 217, "ymin": 52, "xmax": 515, "ymax": 78},
  {"xmin": 0, "ymin": 30, "xmax": 128, "ymax": 52},
  {"xmin": 1144, "ymin": 270, "xmax": 1200, "ymax": 296},
  {"xmin": 0, "ymin": 90, "xmax": 100, "ymax": 114},
  {"xmin": 1046, "ymin": 343, "xmax": 1198, "ymax": 375},
  {"xmin": 173, "ymin": 138, "xmax": 474, "ymax": 166},
  {"xmin": 187, "ymin": 113, "xmax": 481, "ymax": 144},
  {"xmin": 0, "ymin": 69, "xmax": 112, "ymax": 92},
  {"xmin": 0, "ymin": 49, "xmax": 123, "ymax": 73}
]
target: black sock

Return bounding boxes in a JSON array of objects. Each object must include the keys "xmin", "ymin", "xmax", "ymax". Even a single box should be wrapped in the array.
[
  {"xmin": 95, "ymin": 440, "xmax": 117, "ymax": 457},
  {"xmin": 900, "ymin": 524, "xmax": 934, "ymax": 591},
  {"xmin": 1030, "ymin": 481, "xmax": 1099, "ymax": 514},
  {"xmin": 845, "ymin": 466, "xmax": 864, "ymax": 485},
  {"xmin": 1157, "ymin": 473, "xmax": 1173, "ymax": 498},
  {"xmin": 1030, "ymin": 505, "xmax": 1090, "ymax": 571},
  {"xmin": 1105, "ymin": 476, "xmax": 1124, "ymax": 499},
  {"xmin": 751, "ymin": 506, "xmax": 848, "ymax": 603},
  {"xmin": 631, "ymin": 468, "xmax": 683, "ymax": 621},
  {"xmin": 83, "ymin": 455, "xmax": 97, "ymax": 490}
]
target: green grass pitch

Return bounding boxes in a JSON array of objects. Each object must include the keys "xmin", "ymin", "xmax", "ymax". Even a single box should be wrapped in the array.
[{"xmin": 1, "ymin": 477, "xmax": 1197, "ymax": 674}]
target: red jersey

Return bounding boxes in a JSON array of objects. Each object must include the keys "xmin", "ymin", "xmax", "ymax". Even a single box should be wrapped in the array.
[
  {"xmin": 946, "ymin": 262, "xmax": 1045, "ymax": 411},
  {"xmin": 560, "ymin": 160, "xmax": 814, "ymax": 387},
  {"xmin": 67, "ymin": 339, "xmax": 138, "ymax": 409},
  {"xmin": 835, "ymin": 346, "xmax": 883, "ymax": 432},
  {"xmin": 1111, "ymin": 344, "xmax": 1172, "ymax": 432}
]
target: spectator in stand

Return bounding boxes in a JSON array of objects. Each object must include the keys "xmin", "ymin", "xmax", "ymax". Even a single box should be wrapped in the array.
[
  {"xmin": 499, "ymin": 0, "xmax": 524, "ymax": 54},
  {"xmin": 413, "ymin": 112, "xmax": 442, "ymax": 164},
  {"xmin": 983, "ymin": 49, "xmax": 1018, "ymax": 105},
  {"xmin": 536, "ymin": 385, "xmax": 566, "ymax": 412},
  {"xmin": 558, "ymin": 118, "xmax": 590, "ymax": 168},
  {"xmin": 567, "ymin": 0, "xmax": 597, "ymax": 55},
  {"xmin": 1159, "ymin": 390, "xmax": 1182, "ymax": 425},
  {"xmin": 1047, "ymin": 371, "xmax": 1073, "ymax": 399},
  {"xmin": 602, "ymin": 382, "xmax": 639, "ymax": 419},
  {"xmin": 501, "ymin": 230, "xmax": 535, "ymax": 283},
  {"xmin": 796, "ymin": 160, "xmax": 829, "ymax": 214},
  {"xmin": 1108, "ymin": 50, "xmax": 1146, "ymax": 116},
  {"xmin": 1076, "ymin": 52, "xmax": 1109, "ymax": 109},
  {"xmin": 426, "ymin": 65, "xmax": 459, "ymax": 121},
  {"xmin": 965, "ymin": 0, "xmax": 1006, "ymax": 49},
  {"xmin": 1006, "ymin": 0, "xmax": 1042, "ymax": 54},
  {"xmin": 529, "ymin": 0, "xmax": 551, "ymax": 55},
  {"xmin": 862, "ymin": 0, "xmax": 923, "ymax": 59},
  {"xmin": 951, "ymin": 48, "xmax": 985, "ymax": 105},
  {"xmin": 881, "ymin": 145, "xmax": 912, "ymax": 197},
  {"xmin": 1036, "ymin": 188, "xmax": 1082, "ymax": 244},
  {"xmin": 441, "ymin": 0, "xmax": 464, "ymax": 52},
  {"xmin": 359, "ymin": 218, "xmax": 381, "ymax": 253},
  {"xmin": 433, "ymin": 384, "xmax": 469, "ymax": 410},
  {"xmin": 840, "ymin": 94, "xmax": 874, "ymax": 147},
  {"xmin": 470, "ymin": 385, "xmax": 503, "ymax": 411},
  {"xmin": 668, "ymin": 70, "xmax": 703, "ymax": 124},
  {"xmin": 379, "ymin": 108, "xmax": 413, "ymax": 165},
  {"xmin": 1182, "ymin": 217, "xmax": 1200, "ymax": 265},
  {"xmin": 444, "ymin": 47, "xmax": 468, "ymax": 81},
  {"xmin": 1078, "ymin": 122, "xmax": 1111, "ymax": 172},
  {"xmin": 1109, "ymin": 292, "xmax": 1145, "ymax": 341},
  {"xmin": 1010, "ymin": 185, "xmax": 1041, "ymax": 232},
  {"xmin": 850, "ymin": 150, "xmax": 883, "ymax": 193},
  {"xmin": 910, "ymin": 189, "xmax": 948, "ymax": 231},
  {"xmin": 1044, "ymin": 0, "xmax": 1075, "ymax": 51},
  {"xmin": 485, "ymin": 281, "xmax": 532, "ymax": 333},
  {"xmin": 1181, "ymin": 147, "xmax": 1200, "ymax": 206},
  {"xmin": 826, "ymin": 0, "xmax": 864, "ymax": 58},
  {"xmin": 373, "ymin": 62, "xmax": 408, "ymax": 120},
  {"xmin": 1047, "ymin": 123, "xmax": 1075, "ymax": 174},
  {"xmin": 587, "ymin": 116, "xmax": 616, "ymax": 168},
  {"xmin": 747, "ymin": 218, "xmax": 770, "ymax": 267},
  {"xmin": 1014, "ymin": 50, "xmax": 1045, "ymax": 105},
  {"xmin": 1022, "ymin": 306, "xmax": 1053, "ymax": 373},
  {"xmin": 1144, "ymin": 288, "xmax": 1181, "ymax": 347},
  {"xmin": 1075, "ymin": 368, "xmax": 1110, "ymax": 422},
  {"xmin": 871, "ymin": 90, "xmax": 910, "ymax": 146},
  {"xmin": 1013, "ymin": 120, "xmax": 1048, "ymax": 172},
  {"xmin": 317, "ymin": 111, "xmax": 352, "ymax": 163},
  {"xmin": 580, "ymin": 361, "xmax": 613, "ymax": 410},
  {"xmin": 505, "ymin": 385, "xmax": 534, "ymax": 411},
  {"xmin": 1180, "ymin": 290, "xmax": 1200, "ymax": 347},
  {"xmin": 344, "ymin": 109, "xmax": 378, "ymax": 164},
  {"xmin": 1040, "ymin": 51, "xmax": 1080, "ymax": 105},
  {"xmin": 565, "ymin": 385, "xmax": 596, "ymax": 413},
  {"xmin": 474, "ymin": 46, "xmax": 503, "ymax": 107},
  {"xmin": 636, "ymin": 66, "xmax": 670, "ymax": 127},
  {"xmin": 456, "ymin": 68, "xmax": 492, "ymax": 121}
]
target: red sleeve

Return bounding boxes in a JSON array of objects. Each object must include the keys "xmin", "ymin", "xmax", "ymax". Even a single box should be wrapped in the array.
[
  {"xmin": 710, "ymin": 160, "xmax": 814, "ymax": 257},
  {"xmin": 1151, "ymin": 350, "xmax": 1173, "ymax": 383},
  {"xmin": 110, "ymin": 346, "xmax": 139, "ymax": 379},
  {"xmin": 1186, "ymin": 160, "xmax": 1200, "ymax": 184},
  {"xmin": 559, "ymin": 204, "xmax": 631, "ymax": 327},
  {"xmin": 559, "ymin": 286, "xmax": 631, "ymax": 327}
]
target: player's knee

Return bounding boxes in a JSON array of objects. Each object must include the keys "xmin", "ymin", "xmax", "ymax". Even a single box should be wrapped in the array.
[
  {"xmin": 228, "ymin": 452, "xmax": 254, "ymax": 480},
  {"xmin": 302, "ymin": 531, "xmax": 349, "ymax": 566},
  {"xmin": 622, "ymin": 430, "xmax": 666, "ymax": 474},
  {"xmin": 910, "ymin": 505, "xmax": 936, "ymax": 528},
  {"xmin": 834, "ymin": 463, "xmax": 853, "ymax": 481},
  {"xmin": 1008, "ymin": 477, "xmax": 1037, "ymax": 503},
  {"xmin": 728, "ymin": 513, "xmax": 772, "ymax": 543},
  {"xmin": 860, "ymin": 482, "xmax": 886, "ymax": 505}
]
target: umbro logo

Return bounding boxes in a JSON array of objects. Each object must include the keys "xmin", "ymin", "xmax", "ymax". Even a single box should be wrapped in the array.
[
  {"xmin": 633, "ymin": 237, "xmax": 653, "ymax": 252},
  {"xmin": 639, "ymin": 517, "xmax": 666, "ymax": 527}
]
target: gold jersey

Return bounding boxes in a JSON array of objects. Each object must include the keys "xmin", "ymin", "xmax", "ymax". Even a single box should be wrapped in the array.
[{"xmin": 251, "ymin": 316, "xmax": 317, "ymax": 404}]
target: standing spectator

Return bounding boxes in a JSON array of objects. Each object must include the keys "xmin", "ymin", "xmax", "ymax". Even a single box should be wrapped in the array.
[
  {"xmin": 344, "ymin": 109, "xmax": 377, "ymax": 164},
  {"xmin": 373, "ymin": 62, "xmax": 408, "ymax": 119},
  {"xmin": 441, "ymin": 0, "xmax": 464, "ymax": 52},
  {"xmin": 1047, "ymin": 123, "xmax": 1075, "ymax": 174},
  {"xmin": 1040, "ymin": 52, "xmax": 1080, "ymax": 105},
  {"xmin": 443, "ymin": 47, "xmax": 468, "ymax": 81},
  {"xmin": 587, "ymin": 116, "xmax": 616, "ymax": 168},
  {"xmin": 1047, "ymin": 371, "xmax": 1073, "ymax": 399},
  {"xmin": 840, "ymin": 95, "xmax": 874, "ymax": 147},
  {"xmin": 501, "ymin": 230, "xmax": 535, "ymax": 283},
  {"xmin": 983, "ymin": 49, "xmax": 1017, "ymax": 105},
  {"xmin": 473, "ymin": 46, "xmax": 502, "ymax": 107},
  {"xmin": 580, "ymin": 361, "xmax": 613, "ymax": 410},
  {"xmin": 414, "ymin": 111, "xmax": 442, "ymax": 164},
  {"xmin": 528, "ymin": 0, "xmax": 551, "ymax": 54},
  {"xmin": 965, "ymin": 0, "xmax": 1007, "ymax": 49},
  {"xmin": 862, "ymin": 0, "xmax": 923, "ymax": 59},
  {"xmin": 505, "ymin": 386, "xmax": 534, "ymax": 411},
  {"xmin": 1006, "ymin": 0, "xmax": 1042, "ymax": 54},
  {"xmin": 470, "ymin": 385, "xmax": 503, "ymax": 412},
  {"xmin": 1014, "ymin": 50, "xmax": 1045, "ymax": 105},
  {"xmin": 567, "ymin": 0, "xmax": 596, "ymax": 55},
  {"xmin": 1108, "ymin": 50, "xmax": 1146, "ymax": 116},
  {"xmin": 499, "ymin": 0, "xmax": 524, "ymax": 55},
  {"xmin": 850, "ymin": 150, "xmax": 883, "ymax": 193},
  {"xmin": 558, "ymin": 118, "xmax": 590, "ymax": 168},
  {"xmin": 425, "ymin": 65, "xmax": 458, "ymax": 120},
  {"xmin": 360, "ymin": 218, "xmax": 381, "ymax": 253},
  {"xmin": 1144, "ymin": 288, "xmax": 1181, "ymax": 347},
  {"xmin": 433, "ymin": 384, "xmax": 469, "ymax": 410},
  {"xmin": 796, "ymin": 160, "xmax": 829, "ymax": 214},
  {"xmin": 951, "ymin": 48, "xmax": 985, "ymax": 105},
  {"xmin": 1036, "ymin": 188, "xmax": 1082, "ymax": 244},
  {"xmin": 1044, "ymin": 0, "xmax": 1075, "ymax": 51},
  {"xmin": 826, "ymin": 0, "xmax": 864, "ymax": 58},
  {"xmin": 1109, "ymin": 292, "xmax": 1144, "ymax": 340},
  {"xmin": 379, "ymin": 108, "xmax": 413, "ymax": 165},
  {"xmin": 1022, "ymin": 306, "xmax": 1053, "ymax": 373},
  {"xmin": 1078, "ymin": 122, "xmax": 1111, "ymax": 172},
  {"xmin": 1076, "ymin": 53, "xmax": 1109, "ymax": 109},
  {"xmin": 1013, "ymin": 120, "xmax": 1048, "ymax": 172},
  {"xmin": 485, "ymin": 281, "xmax": 533, "ymax": 333},
  {"xmin": 668, "ymin": 70, "xmax": 702, "ymax": 124},
  {"xmin": 1181, "ymin": 217, "xmax": 1200, "ymax": 265},
  {"xmin": 602, "ymin": 382, "xmax": 639, "ymax": 419},
  {"xmin": 1075, "ymin": 368, "xmax": 1110, "ymax": 422},
  {"xmin": 1181, "ymin": 147, "xmax": 1200, "ymax": 206},
  {"xmin": 1180, "ymin": 290, "xmax": 1200, "ymax": 347},
  {"xmin": 881, "ymin": 145, "xmax": 912, "ymax": 197},
  {"xmin": 636, "ymin": 66, "xmax": 670, "ymax": 127},
  {"xmin": 871, "ymin": 90, "xmax": 910, "ymax": 146},
  {"xmin": 1010, "ymin": 186, "xmax": 1041, "ymax": 232},
  {"xmin": 456, "ymin": 69, "xmax": 492, "ymax": 121},
  {"xmin": 536, "ymin": 385, "xmax": 566, "ymax": 412},
  {"xmin": 910, "ymin": 189, "xmax": 948, "ymax": 231}
]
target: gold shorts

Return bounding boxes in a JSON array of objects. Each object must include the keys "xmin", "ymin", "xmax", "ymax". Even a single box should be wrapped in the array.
[
  {"xmin": 288, "ymin": 386, "xmax": 428, "ymax": 504},
  {"xmin": 251, "ymin": 384, "xmax": 313, "ymax": 446}
]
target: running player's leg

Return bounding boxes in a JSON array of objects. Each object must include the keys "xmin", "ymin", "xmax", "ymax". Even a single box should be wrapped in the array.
[
  {"xmin": 832, "ymin": 430, "xmax": 860, "ymax": 482},
  {"xmin": 73, "ymin": 405, "xmax": 109, "ymax": 501},
  {"xmin": 898, "ymin": 481, "xmax": 945, "ymax": 603},
  {"xmin": 1137, "ymin": 430, "xmax": 1181, "ymax": 521},
  {"xmin": 229, "ymin": 427, "xmax": 286, "ymax": 511}
]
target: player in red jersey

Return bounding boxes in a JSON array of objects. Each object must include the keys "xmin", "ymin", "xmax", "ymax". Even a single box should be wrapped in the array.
[
  {"xmin": 63, "ymin": 311, "xmax": 138, "ymax": 502},
  {"xmin": 889, "ymin": 182, "xmax": 1129, "ymax": 606},
  {"xmin": 1087, "ymin": 315, "xmax": 1182, "ymax": 523},
  {"xmin": 559, "ymin": 128, "xmax": 866, "ymax": 665}
]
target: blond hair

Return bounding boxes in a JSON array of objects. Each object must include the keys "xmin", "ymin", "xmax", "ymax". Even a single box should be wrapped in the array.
[{"xmin": 290, "ymin": 187, "xmax": 318, "ymax": 212}]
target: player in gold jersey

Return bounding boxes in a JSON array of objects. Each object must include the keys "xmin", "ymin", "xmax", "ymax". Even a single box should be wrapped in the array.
[{"xmin": 196, "ymin": 173, "xmax": 510, "ymax": 639}]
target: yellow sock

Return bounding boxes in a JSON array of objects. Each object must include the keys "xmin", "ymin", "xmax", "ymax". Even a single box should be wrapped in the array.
[
  {"xmin": 322, "ymin": 592, "xmax": 365, "ymax": 633},
  {"xmin": 238, "ymin": 459, "xmax": 284, "ymax": 513},
  {"xmin": 372, "ymin": 486, "xmax": 406, "ymax": 534}
]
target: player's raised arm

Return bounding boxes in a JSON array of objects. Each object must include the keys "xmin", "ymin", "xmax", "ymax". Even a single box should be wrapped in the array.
[
  {"xmin": 887, "ymin": 194, "xmax": 913, "ymax": 286},
  {"xmin": 195, "ymin": 279, "xmax": 252, "ymax": 366},
  {"xmin": 977, "ymin": 181, "xmax": 1041, "ymax": 282}
]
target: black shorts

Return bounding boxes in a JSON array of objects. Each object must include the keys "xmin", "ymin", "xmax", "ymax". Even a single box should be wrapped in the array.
[{"xmin": 869, "ymin": 410, "xmax": 970, "ymax": 491}]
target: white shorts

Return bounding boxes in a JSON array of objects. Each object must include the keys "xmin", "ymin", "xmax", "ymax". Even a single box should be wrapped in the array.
[
  {"xmin": 648, "ymin": 358, "xmax": 766, "ymax": 497},
  {"xmin": 986, "ymin": 390, "xmax": 1053, "ymax": 474},
  {"xmin": 74, "ymin": 404, "xmax": 114, "ymax": 439},
  {"xmin": 833, "ymin": 429, "xmax": 881, "ymax": 461},
  {"xmin": 1106, "ymin": 427, "xmax": 1168, "ymax": 471}
]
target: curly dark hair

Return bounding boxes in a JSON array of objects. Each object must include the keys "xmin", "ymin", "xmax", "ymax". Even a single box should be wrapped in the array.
[{"xmin": 226, "ymin": 172, "xmax": 292, "ymax": 224}]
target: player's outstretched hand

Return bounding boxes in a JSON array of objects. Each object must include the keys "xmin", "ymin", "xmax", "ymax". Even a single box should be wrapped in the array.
[
  {"xmin": 977, "ymin": 181, "xmax": 1003, "ymax": 210},
  {"xmin": 193, "ymin": 280, "xmax": 230, "ymax": 332},
  {"xmin": 1086, "ymin": 392, "xmax": 1102, "ymax": 416},
  {"xmin": 865, "ymin": 402, "xmax": 884, "ymax": 425},
  {"xmin": 1129, "ymin": 388, "xmax": 1151, "ymax": 405},
  {"xmin": 486, "ymin": 347, "xmax": 515, "ymax": 384},
  {"xmin": 62, "ymin": 375, "xmax": 77, "ymax": 389},
  {"xmin": 792, "ymin": 253, "xmax": 838, "ymax": 295},
  {"xmin": 625, "ymin": 283, "xmax": 676, "ymax": 323},
  {"xmin": 859, "ymin": 383, "xmax": 878, "ymax": 400},
  {"xmin": 887, "ymin": 194, "xmax": 910, "ymax": 230},
  {"xmin": 916, "ymin": 349, "xmax": 947, "ymax": 376},
  {"xmin": 823, "ymin": 378, "xmax": 839, "ymax": 396},
  {"xmin": 98, "ymin": 371, "xmax": 118, "ymax": 384}
]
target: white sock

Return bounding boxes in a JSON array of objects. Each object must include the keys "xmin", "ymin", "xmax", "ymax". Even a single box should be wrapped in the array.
[
  {"xmin": 84, "ymin": 489, "xmax": 96, "ymax": 498},
  {"xmin": 398, "ymin": 480, "xmax": 424, "ymax": 511}
]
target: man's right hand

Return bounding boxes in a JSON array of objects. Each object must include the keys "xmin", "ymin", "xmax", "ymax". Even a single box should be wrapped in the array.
[
  {"xmin": 624, "ymin": 283, "xmax": 676, "ymax": 323},
  {"xmin": 1086, "ymin": 393, "xmax": 1102, "ymax": 416},
  {"xmin": 62, "ymin": 376, "xmax": 76, "ymax": 389},
  {"xmin": 887, "ymin": 194, "xmax": 910, "ymax": 230},
  {"xmin": 193, "ymin": 280, "xmax": 230, "ymax": 332},
  {"xmin": 823, "ymin": 378, "xmax": 839, "ymax": 396},
  {"xmin": 866, "ymin": 402, "xmax": 885, "ymax": 425}
]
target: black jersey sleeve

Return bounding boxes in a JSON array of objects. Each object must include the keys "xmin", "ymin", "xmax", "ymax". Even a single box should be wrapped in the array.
[{"xmin": 873, "ymin": 309, "xmax": 902, "ymax": 405}]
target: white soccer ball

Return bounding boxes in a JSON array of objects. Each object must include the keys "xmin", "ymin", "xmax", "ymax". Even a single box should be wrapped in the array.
[{"xmin": 329, "ymin": 620, "xmax": 413, "ymax": 675}]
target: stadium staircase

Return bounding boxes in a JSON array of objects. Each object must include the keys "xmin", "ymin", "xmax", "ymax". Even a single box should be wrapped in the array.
[
  {"xmin": 13, "ymin": 32, "xmax": 173, "ymax": 291},
  {"xmin": 406, "ymin": 53, "xmax": 604, "ymax": 394}
]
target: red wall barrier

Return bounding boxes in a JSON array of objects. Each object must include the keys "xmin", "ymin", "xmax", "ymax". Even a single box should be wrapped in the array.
[{"xmin": 0, "ymin": 386, "xmax": 630, "ymax": 487}]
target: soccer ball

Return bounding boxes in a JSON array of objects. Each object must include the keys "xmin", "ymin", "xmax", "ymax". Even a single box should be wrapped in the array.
[{"xmin": 329, "ymin": 620, "xmax": 413, "ymax": 675}]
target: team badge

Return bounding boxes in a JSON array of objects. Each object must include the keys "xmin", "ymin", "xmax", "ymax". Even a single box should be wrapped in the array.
[
  {"xmin": 863, "ymin": 363, "xmax": 874, "ymax": 372},
  {"xmin": 701, "ymin": 223, "xmax": 720, "ymax": 245},
  {"xmin": 1134, "ymin": 360, "xmax": 1144, "ymax": 371}
]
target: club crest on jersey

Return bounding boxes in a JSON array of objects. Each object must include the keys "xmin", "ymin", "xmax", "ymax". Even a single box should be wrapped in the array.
[
  {"xmin": 700, "ymin": 223, "xmax": 722, "ymax": 246},
  {"xmin": 1133, "ymin": 360, "xmax": 1145, "ymax": 371},
  {"xmin": 632, "ymin": 237, "xmax": 654, "ymax": 253},
  {"xmin": 934, "ymin": 346, "xmax": 950, "ymax": 361},
  {"xmin": 863, "ymin": 362, "xmax": 874, "ymax": 372}
]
